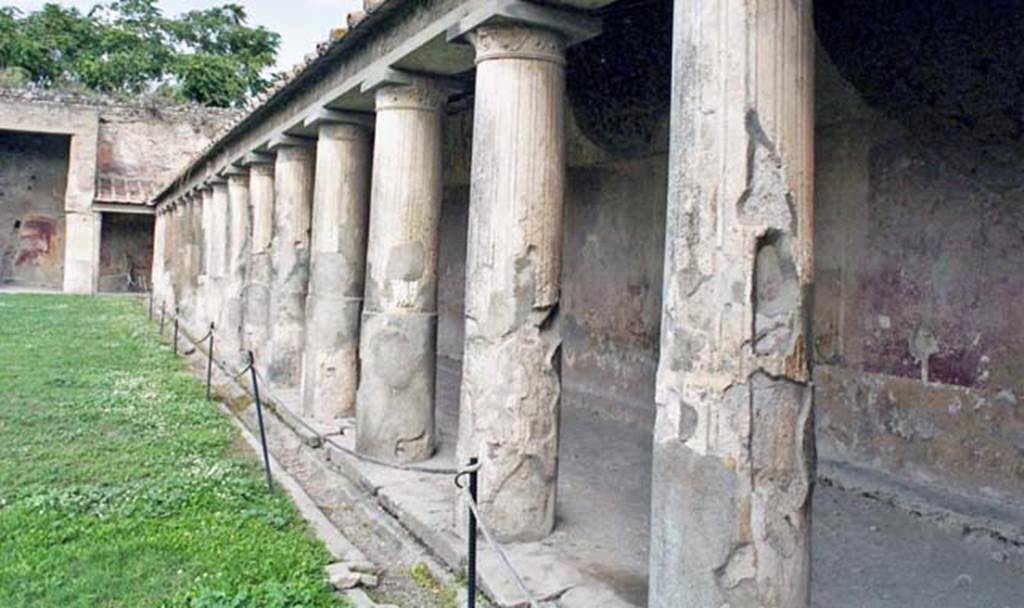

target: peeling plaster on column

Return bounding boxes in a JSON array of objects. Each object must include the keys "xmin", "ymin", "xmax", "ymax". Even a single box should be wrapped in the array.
[
  {"xmin": 355, "ymin": 77, "xmax": 446, "ymax": 463},
  {"xmin": 456, "ymin": 23, "xmax": 567, "ymax": 543},
  {"xmin": 267, "ymin": 145, "xmax": 315, "ymax": 388},
  {"xmin": 245, "ymin": 162, "xmax": 275, "ymax": 359},
  {"xmin": 221, "ymin": 173, "xmax": 251, "ymax": 368},
  {"xmin": 208, "ymin": 183, "xmax": 230, "ymax": 333},
  {"xmin": 649, "ymin": 1, "xmax": 815, "ymax": 607},
  {"xmin": 193, "ymin": 189, "xmax": 210, "ymax": 335},
  {"xmin": 302, "ymin": 122, "xmax": 372, "ymax": 424}
]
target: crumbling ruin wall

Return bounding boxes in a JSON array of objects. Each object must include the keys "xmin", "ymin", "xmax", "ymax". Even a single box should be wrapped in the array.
[
  {"xmin": 95, "ymin": 104, "xmax": 230, "ymax": 202},
  {"xmin": 0, "ymin": 130, "xmax": 69, "ymax": 288},
  {"xmin": 813, "ymin": 47, "xmax": 1024, "ymax": 519}
]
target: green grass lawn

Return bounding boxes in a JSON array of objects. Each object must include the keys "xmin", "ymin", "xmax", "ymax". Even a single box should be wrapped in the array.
[{"xmin": 0, "ymin": 294, "xmax": 344, "ymax": 607}]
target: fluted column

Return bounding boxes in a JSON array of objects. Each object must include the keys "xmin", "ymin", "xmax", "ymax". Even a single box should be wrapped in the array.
[
  {"xmin": 208, "ymin": 181, "xmax": 229, "ymax": 331},
  {"xmin": 197, "ymin": 185, "xmax": 215, "ymax": 330},
  {"xmin": 162, "ymin": 203, "xmax": 177, "ymax": 311},
  {"xmin": 266, "ymin": 141, "xmax": 315, "ymax": 388},
  {"xmin": 301, "ymin": 117, "xmax": 372, "ymax": 424},
  {"xmin": 174, "ymin": 198, "xmax": 190, "ymax": 319},
  {"xmin": 649, "ymin": 1, "xmax": 815, "ymax": 606},
  {"xmin": 151, "ymin": 208, "xmax": 166, "ymax": 304},
  {"xmin": 187, "ymin": 191, "xmax": 205, "ymax": 330},
  {"xmin": 455, "ymin": 24, "xmax": 567, "ymax": 542},
  {"xmin": 221, "ymin": 170, "xmax": 251, "ymax": 367},
  {"xmin": 244, "ymin": 157, "xmax": 275, "ymax": 359},
  {"xmin": 355, "ymin": 77, "xmax": 446, "ymax": 462}
]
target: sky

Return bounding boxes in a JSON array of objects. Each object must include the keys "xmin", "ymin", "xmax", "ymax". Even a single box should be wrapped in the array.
[{"xmin": 5, "ymin": 0, "xmax": 364, "ymax": 72}]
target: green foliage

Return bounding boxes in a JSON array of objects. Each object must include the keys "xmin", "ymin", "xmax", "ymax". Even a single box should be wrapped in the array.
[
  {"xmin": 0, "ymin": 0, "xmax": 280, "ymax": 107},
  {"xmin": 0, "ymin": 294, "xmax": 344, "ymax": 607}
]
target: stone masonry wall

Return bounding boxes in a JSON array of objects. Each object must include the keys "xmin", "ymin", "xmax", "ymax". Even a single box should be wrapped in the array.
[{"xmin": 0, "ymin": 131, "xmax": 69, "ymax": 287}]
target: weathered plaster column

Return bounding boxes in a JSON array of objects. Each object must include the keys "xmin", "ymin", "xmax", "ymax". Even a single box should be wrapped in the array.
[
  {"xmin": 152, "ymin": 208, "xmax": 168, "ymax": 304},
  {"xmin": 355, "ymin": 77, "xmax": 447, "ymax": 462},
  {"xmin": 208, "ymin": 181, "xmax": 230, "ymax": 330},
  {"xmin": 244, "ymin": 155, "xmax": 276, "ymax": 358},
  {"xmin": 189, "ymin": 190, "xmax": 206, "ymax": 331},
  {"xmin": 455, "ymin": 23, "xmax": 567, "ymax": 542},
  {"xmin": 301, "ymin": 114, "xmax": 372, "ymax": 424},
  {"xmin": 171, "ymin": 199, "xmax": 188, "ymax": 314},
  {"xmin": 266, "ymin": 140, "xmax": 315, "ymax": 388},
  {"xmin": 177, "ymin": 196, "xmax": 194, "ymax": 319},
  {"xmin": 221, "ymin": 169, "xmax": 251, "ymax": 366},
  {"xmin": 649, "ymin": 1, "xmax": 815, "ymax": 606}
]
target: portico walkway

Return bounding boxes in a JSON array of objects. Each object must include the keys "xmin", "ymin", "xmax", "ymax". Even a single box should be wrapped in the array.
[{"xmin": 226, "ymin": 353, "xmax": 1024, "ymax": 608}]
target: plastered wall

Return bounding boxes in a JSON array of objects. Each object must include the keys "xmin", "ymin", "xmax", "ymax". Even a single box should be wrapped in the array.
[{"xmin": 813, "ymin": 52, "xmax": 1024, "ymax": 517}]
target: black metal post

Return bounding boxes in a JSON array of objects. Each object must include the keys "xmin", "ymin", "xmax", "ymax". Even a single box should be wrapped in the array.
[
  {"xmin": 467, "ymin": 457, "xmax": 479, "ymax": 608},
  {"xmin": 205, "ymin": 322, "xmax": 215, "ymax": 400},
  {"xmin": 159, "ymin": 304, "xmax": 165, "ymax": 335},
  {"xmin": 248, "ymin": 351, "xmax": 273, "ymax": 493},
  {"xmin": 173, "ymin": 308, "xmax": 179, "ymax": 355}
]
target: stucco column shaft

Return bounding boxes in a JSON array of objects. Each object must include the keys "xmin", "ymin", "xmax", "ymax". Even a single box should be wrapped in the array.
[
  {"xmin": 222, "ymin": 173, "xmax": 251, "ymax": 366},
  {"xmin": 649, "ymin": 1, "xmax": 815, "ymax": 606},
  {"xmin": 151, "ymin": 210, "xmax": 165, "ymax": 303},
  {"xmin": 455, "ymin": 24, "xmax": 567, "ymax": 543},
  {"xmin": 267, "ymin": 144, "xmax": 315, "ymax": 388},
  {"xmin": 176, "ymin": 199, "xmax": 192, "ymax": 316},
  {"xmin": 302, "ymin": 121, "xmax": 372, "ymax": 423},
  {"xmin": 209, "ymin": 182, "xmax": 229, "ymax": 329},
  {"xmin": 245, "ymin": 161, "xmax": 275, "ymax": 358},
  {"xmin": 355, "ymin": 78, "xmax": 446, "ymax": 463},
  {"xmin": 198, "ymin": 187, "xmax": 215, "ymax": 330},
  {"xmin": 187, "ymin": 193, "xmax": 204, "ymax": 329}
]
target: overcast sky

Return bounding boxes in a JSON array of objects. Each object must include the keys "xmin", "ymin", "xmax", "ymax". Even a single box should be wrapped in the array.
[{"xmin": 5, "ymin": 0, "xmax": 364, "ymax": 72}]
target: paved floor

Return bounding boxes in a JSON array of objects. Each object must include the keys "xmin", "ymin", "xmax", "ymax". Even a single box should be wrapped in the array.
[
  {"xmin": 231, "ymin": 350, "xmax": 1024, "ymax": 607},
  {"xmin": 435, "ymin": 359, "xmax": 1024, "ymax": 607}
]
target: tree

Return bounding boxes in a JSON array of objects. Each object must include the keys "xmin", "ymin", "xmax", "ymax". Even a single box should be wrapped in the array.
[{"xmin": 0, "ymin": 1, "xmax": 280, "ymax": 107}]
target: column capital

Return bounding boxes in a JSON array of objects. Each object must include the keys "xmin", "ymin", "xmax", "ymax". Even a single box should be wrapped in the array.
[
  {"xmin": 267, "ymin": 134, "xmax": 316, "ymax": 151},
  {"xmin": 303, "ymin": 108, "xmax": 375, "ymax": 131},
  {"xmin": 369, "ymin": 73, "xmax": 452, "ymax": 113},
  {"xmin": 467, "ymin": 23, "xmax": 566, "ymax": 65},
  {"xmin": 237, "ymin": 151, "xmax": 276, "ymax": 167},
  {"xmin": 446, "ymin": 0, "xmax": 600, "ymax": 51}
]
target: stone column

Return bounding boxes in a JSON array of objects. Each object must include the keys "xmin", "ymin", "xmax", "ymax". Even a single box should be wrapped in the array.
[
  {"xmin": 151, "ymin": 208, "xmax": 166, "ymax": 303},
  {"xmin": 649, "ymin": 1, "xmax": 815, "ymax": 607},
  {"xmin": 455, "ymin": 23, "xmax": 567, "ymax": 543},
  {"xmin": 174, "ymin": 198, "xmax": 190, "ymax": 319},
  {"xmin": 208, "ymin": 181, "xmax": 230, "ymax": 330},
  {"xmin": 244, "ymin": 156, "xmax": 276, "ymax": 359},
  {"xmin": 222, "ymin": 170, "xmax": 251, "ymax": 367},
  {"xmin": 355, "ymin": 77, "xmax": 447, "ymax": 462},
  {"xmin": 301, "ymin": 116, "xmax": 372, "ymax": 424},
  {"xmin": 162, "ymin": 204, "xmax": 177, "ymax": 311},
  {"xmin": 189, "ymin": 190, "xmax": 206, "ymax": 331},
  {"xmin": 197, "ymin": 186, "xmax": 215, "ymax": 329},
  {"xmin": 266, "ymin": 140, "xmax": 315, "ymax": 388}
]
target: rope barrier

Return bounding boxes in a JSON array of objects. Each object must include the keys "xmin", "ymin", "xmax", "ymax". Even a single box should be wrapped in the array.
[
  {"xmin": 459, "ymin": 482, "xmax": 541, "ymax": 608},
  {"xmin": 153, "ymin": 307, "xmax": 540, "ymax": 607}
]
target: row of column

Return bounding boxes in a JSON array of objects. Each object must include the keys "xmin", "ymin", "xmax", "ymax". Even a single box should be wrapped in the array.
[
  {"xmin": 153, "ymin": 3, "xmax": 816, "ymax": 605},
  {"xmin": 153, "ymin": 22, "xmax": 568, "ymax": 544}
]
